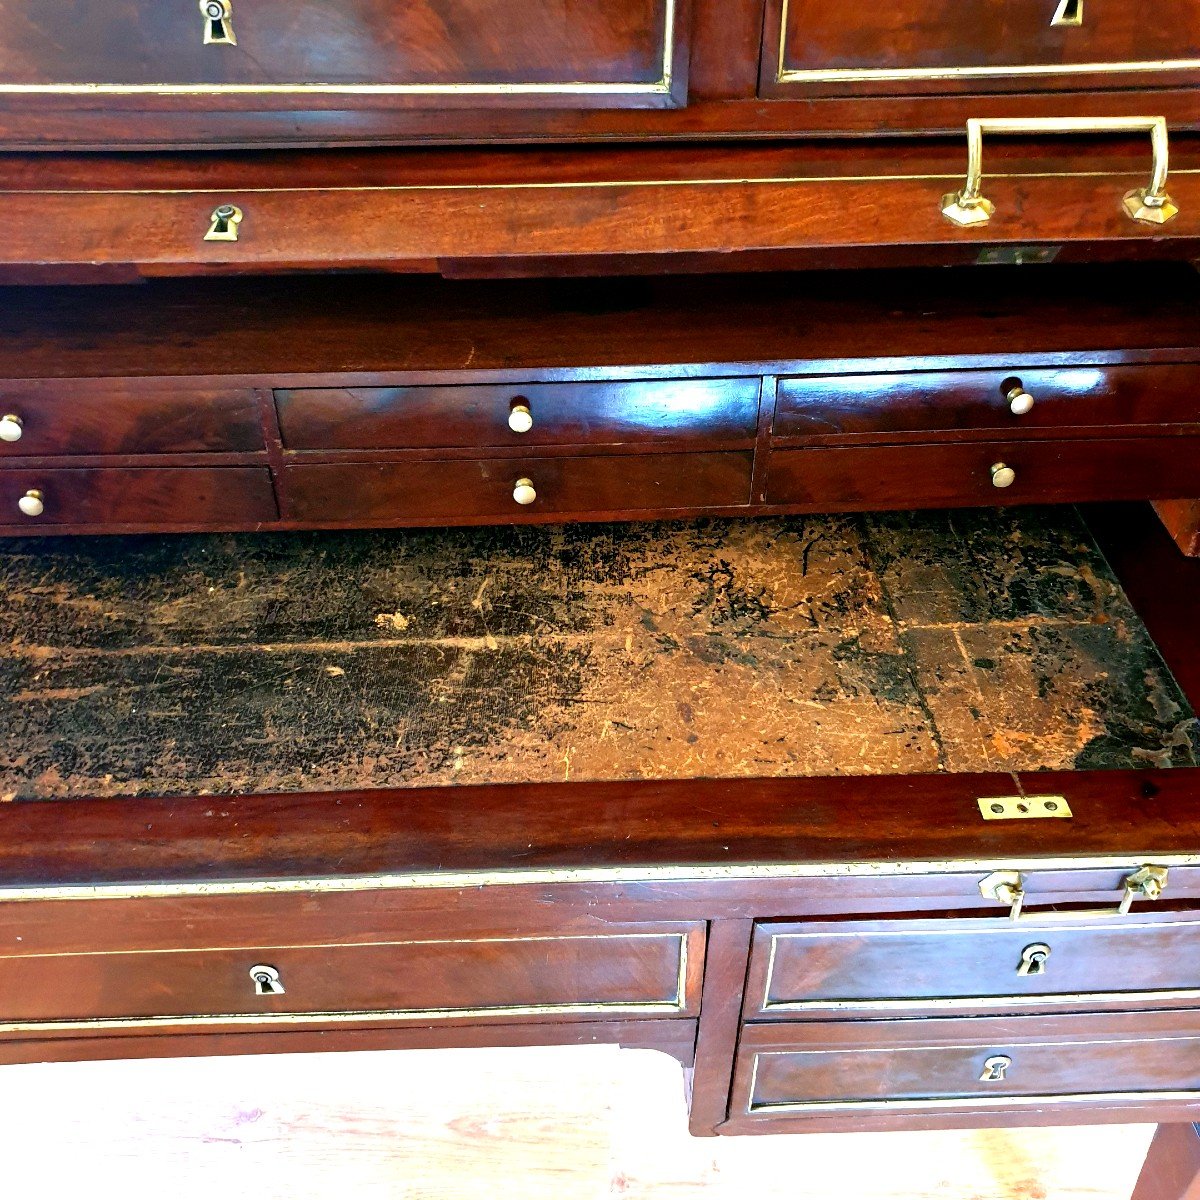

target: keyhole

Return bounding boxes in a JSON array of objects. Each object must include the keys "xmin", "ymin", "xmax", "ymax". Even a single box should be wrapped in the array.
[
  {"xmin": 250, "ymin": 964, "xmax": 285, "ymax": 996},
  {"xmin": 980, "ymin": 1055, "xmax": 1012, "ymax": 1083},
  {"xmin": 1017, "ymin": 942, "xmax": 1052, "ymax": 977},
  {"xmin": 204, "ymin": 204, "xmax": 244, "ymax": 243},
  {"xmin": 1051, "ymin": 0, "xmax": 1083, "ymax": 25},
  {"xmin": 201, "ymin": 0, "xmax": 237, "ymax": 45}
]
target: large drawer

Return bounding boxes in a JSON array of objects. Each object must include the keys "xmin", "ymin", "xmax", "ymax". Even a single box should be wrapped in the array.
[
  {"xmin": 0, "ymin": 385, "xmax": 262, "ymax": 456},
  {"xmin": 0, "ymin": 467, "xmax": 277, "ymax": 528},
  {"xmin": 761, "ymin": 0, "xmax": 1200, "ymax": 96},
  {"xmin": 276, "ymin": 379, "xmax": 761, "ymax": 451},
  {"xmin": 283, "ymin": 452, "xmax": 753, "ymax": 523},
  {"xmin": 772, "ymin": 366, "xmax": 1200, "ymax": 443},
  {"xmin": 746, "ymin": 913, "xmax": 1200, "ymax": 1018},
  {"xmin": 764, "ymin": 437, "xmax": 1200, "ymax": 510},
  {"xmin": 0, "ymin": 0, "xmax": 681, "ymax": 107},
  {"xmin": 0, "ymin": 924, "xmax": 704, "ymax": 1033},
  {"xmin": 732, "ymin": 1011, "xmax": 1200, "ymax": 1120}
]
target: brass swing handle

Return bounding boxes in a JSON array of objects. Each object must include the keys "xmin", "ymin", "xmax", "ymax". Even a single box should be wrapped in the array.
[
  {"xmin": 980, "ymin": 865, "xmax": 1169, "ymax": 921},
  {"xmin": 942, "ymin": 116, "xmax": 1178, "ymax": 228}
]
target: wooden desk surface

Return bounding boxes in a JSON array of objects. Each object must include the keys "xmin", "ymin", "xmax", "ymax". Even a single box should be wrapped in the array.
[{"xmin": 2, "ymin": 506, "xmax": 1195, "ymax": 801}]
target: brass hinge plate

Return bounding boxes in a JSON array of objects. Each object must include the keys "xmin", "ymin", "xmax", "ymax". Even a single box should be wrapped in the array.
[{"xmin": 977, "ymin": 794, "xmax": 1072, "ymax": 820}]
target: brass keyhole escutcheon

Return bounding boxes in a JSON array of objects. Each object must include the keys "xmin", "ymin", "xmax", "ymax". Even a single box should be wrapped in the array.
[
  {"xmin": 250, "ymin": 964, "xmax": 285, "ymax": 996},
  {"xmin": 980, "ymin": 1055, "xmax": 1012, "ymax": 1083},
  {"xmin": 201, "ymin": 0, "xmax": 237, "ymax": 44},
  {"xmin": 1017, "ymin": 942, "xmax": 1052, "ymax": 976},
  {"xmin": 205, "ymin": 204, "xmax": 244, "ymax": 243}
]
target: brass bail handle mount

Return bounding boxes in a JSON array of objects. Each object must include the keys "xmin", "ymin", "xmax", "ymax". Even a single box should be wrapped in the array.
[
  {"xmin": 942, "ymin": 116, "xmax": 1178, "ymax": 228},
  {"xmin": 980, "ymin": 864, "xmax": 1169, "ymax": 921}
]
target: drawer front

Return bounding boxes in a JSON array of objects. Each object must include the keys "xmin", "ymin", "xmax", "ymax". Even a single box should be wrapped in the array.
[
  {"xmin": 0, "ymin": 385, "xmax": 262, "ymax": 456},
  {"xmin": 0, "ymin": 467, "xmax": 277, "ymax": 528},
  {"xmin": 1, "ymin": 0, "xmax": 680, "ymax": 105},
  {"xmin": 764, "ymin": 437, "xmax": 1200, "ymax": 511},
  {"xmin": 0, "ymin": 924, "xmax": 703, "ymax": 1031},
  {"xmin": 746, "ymin": 913, "xmax": 1200, "ymax": 1018},
  {"xmin": 762, "ymin": 0, "xmax": 1200, "ymax": 96},
  {"xmin": 276, "ymin": 379, "xmax": 761, "ymax": 451},
  {"xmin": 773, "ymin": 366, "xmax": 1200, "ymax": 442},
  {"xmin": 283, "ymin": 452, "xmax": 753, "ymax": 523},
  {"xmin": 734, "ymin": 1012, "xmax": 1200, "ymax": 1117}
]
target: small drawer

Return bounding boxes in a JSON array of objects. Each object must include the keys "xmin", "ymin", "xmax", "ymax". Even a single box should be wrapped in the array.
[
  {"xmin": 0, "ymin": 385, "xmax": 263, "ymax": 456},
  {"xmin": 0, "ymin": 924, "xmax": 704, "ymax": 1033},
  {"xmin": 760, "ymin": 0, "xmax": 1200, "ymax": 97},
  {"xmin": 772, "ymin": 366, "xmax": 1200, "ymax": 443},
  {"xmin": 746, "ymin": 912, "xmax": 1200, "ymax": 1019},
  {"xmin": 276, "ymin": 379, "xmax": 761, "ymax": 451},
  {"xmin": 732, "ymin": 1011, "xmax": 1200, "ymax": 1121},
  {"xmin": 0, "ymin": 467, "xmax": 277, "ymax": 528},
  {"xmin": 764, "ymin": 436, "xmax": 1200, "ymax": 511},
  {"xmin": 283, "ymin": 452, "xmax": 753, "ymax": 523}
]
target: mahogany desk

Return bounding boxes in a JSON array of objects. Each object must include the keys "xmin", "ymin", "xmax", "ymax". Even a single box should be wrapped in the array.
[{"xmin": 0, "ymin": 264, "xmax": 1199, "ymax": 1199}]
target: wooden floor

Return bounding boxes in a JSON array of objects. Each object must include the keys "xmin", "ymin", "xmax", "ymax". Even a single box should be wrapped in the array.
[{"xmin": 0, "ymin": 1046, "xmax": 1155, "ymax": 1199}]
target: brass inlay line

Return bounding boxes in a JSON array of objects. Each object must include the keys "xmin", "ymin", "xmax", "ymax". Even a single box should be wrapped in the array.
[
  {"xmin": 0, "ymin": 930, "xmax": 686, "ymax": 961},
  {"xmin": 5, "ymin": 167, "xmax": 1200, "ymax": 201},
  {"xmin": 0, "ymin": 0, "xmax": 675, "ymax": 97},
  {"xmin": 0, "ymin": 1000, "xmax": 686, "ymax": 1036},
  {"xmin": 3, "ymin": 854, "xmax": 1200, "ymax": 903},
  {"xmin": 774, "ymin": 0, "xmax": 1200, "ymax": 84}
]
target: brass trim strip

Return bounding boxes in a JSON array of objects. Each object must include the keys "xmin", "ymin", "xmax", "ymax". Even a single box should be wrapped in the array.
[
  {"xmin": 0, "ymin": 0, "xmax": 676, "ymax": 97},
  {"xmin": 6, "ymin": 166, "xmax": 1200, "ymax": 201},
  {"xmin": 774, "ymin": 0, "xmax": 1200, "ymax": 84},
  {"xmin": 5, "ymin": 854, "xmax": 1200, "ymax": 903},
  {"xmin": 760, "ymin": 988, "xmax": 1200, "ymax": 1014},
  {"xmin": 0, "ymin": 999, "xmax": 687, "ymax": 1036}
]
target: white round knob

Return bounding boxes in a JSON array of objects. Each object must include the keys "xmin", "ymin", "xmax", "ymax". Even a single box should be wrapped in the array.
[
  {"xmin": 990, "ymin": 463, "xmax": 1016, "ymax": 489},
  {"xmin": 0, "ymin": 414, "xmax": 22, "ymax": 443},
  {"xmin": 18, "ymin": 488, "xmax": 44, "ymax": 517},
  {"xmin": 1006, "ymin": 385, "xmax": 1035, "ymax": 416},
  {"xmin": 512, "ymin": 477, "xmax": 537, "ymax": 506},
  {"xmin": 508, "ymin": 402, "xmax": 534, "ymax": 434}
]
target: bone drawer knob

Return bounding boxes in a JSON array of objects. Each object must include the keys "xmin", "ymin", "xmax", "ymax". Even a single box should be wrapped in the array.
[
  {"xmin": 1004, "ymin": 381, "xmax": 1035, "ymax": 415},
  {"xmin": 0, "ymin": 414, "xmax": 23, "ymax": 442},
  {"xmin": 990, "ymin": 463, "xmax": 1017, "ymax": 489},
  {"xmin": 512, "ymin": 477, "xmax": 537, "ymax": 506},
  {"xmin": 18, "ymin": 488, "xmax": 44, "ymax": 517},
  {"xmin": 508, "ymin": 401, "xmax": 534, "ymax": 434}
]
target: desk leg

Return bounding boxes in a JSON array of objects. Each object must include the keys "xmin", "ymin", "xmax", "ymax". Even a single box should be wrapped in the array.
[{"xmin": 1131, "ymin": 1124, "xmax": 1200, "ymax": 1200}]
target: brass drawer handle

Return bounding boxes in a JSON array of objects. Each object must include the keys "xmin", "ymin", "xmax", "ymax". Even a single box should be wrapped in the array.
[
  {"xmin": 942, "ymin": 116, "xmax": 1178, "ymax": 228},
  {"xmin": 0, "ymin": 414, "xmax": 23, "ymax": 443},
  {"xmin": 981, "ymin": 864, "xmax": 1169, "ymax": 920},
  {"xmin": 201, "ymin": 0, "xmax": 237, "ymax": 45}
]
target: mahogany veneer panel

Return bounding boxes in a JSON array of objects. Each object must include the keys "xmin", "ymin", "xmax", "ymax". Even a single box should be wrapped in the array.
[
  {"xmin": 0, "ymin": 466, "xmax": 276, "ymax": 527},
  {"xmin": 276, "ymin": 379, "xmax": 760, "ymax": 451}
]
